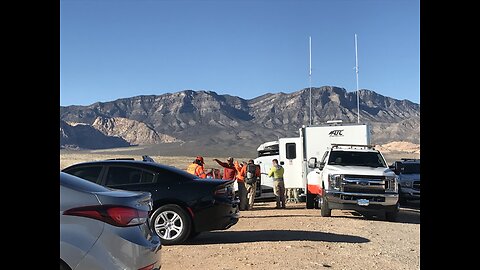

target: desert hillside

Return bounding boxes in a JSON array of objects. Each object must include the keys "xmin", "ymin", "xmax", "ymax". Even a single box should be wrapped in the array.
[{"xmin": 375, "ymin": 141, "xmax": 420, "ymax": 154}]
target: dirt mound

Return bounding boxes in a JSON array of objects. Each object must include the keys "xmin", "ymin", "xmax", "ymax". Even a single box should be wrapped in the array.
[{"xmin": 376, "ymin": 141, "xmax": 420, "ymax": 154}]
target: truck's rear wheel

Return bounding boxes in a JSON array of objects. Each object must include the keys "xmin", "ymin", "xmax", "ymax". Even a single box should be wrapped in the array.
[{"xmin": 320, "ymin": 194, "xmax": 331, "ymax": 217}]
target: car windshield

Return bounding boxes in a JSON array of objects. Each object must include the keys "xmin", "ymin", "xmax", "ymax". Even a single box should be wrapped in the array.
[
  {"xmin": 328, "ymin": 151, "xmax": 386, "ymax": 168},
  {"xmin": 401, "ymin": 163, "xmax": 420, "ymax": 174}
]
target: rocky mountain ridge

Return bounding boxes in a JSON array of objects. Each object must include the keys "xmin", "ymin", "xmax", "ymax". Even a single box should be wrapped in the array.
[{"xmin": 60, "ymin": 86, "xmax": 420, "ymax": 156}]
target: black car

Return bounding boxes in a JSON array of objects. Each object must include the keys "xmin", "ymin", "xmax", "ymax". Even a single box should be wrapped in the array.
[{"xmin": 62, "ymin": 158, "xmax": 239, "ymax": 245}]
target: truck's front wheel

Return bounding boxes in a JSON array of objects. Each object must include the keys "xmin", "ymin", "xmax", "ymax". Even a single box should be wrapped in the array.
[{"xmin": 320, "ymin": 194, "xmax": 331, "ymax": 217}]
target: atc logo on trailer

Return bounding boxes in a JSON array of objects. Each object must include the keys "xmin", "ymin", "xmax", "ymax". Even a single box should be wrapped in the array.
[{"xmin": 328, "ymin": 130, "xmax": 344, "ymax": 137}]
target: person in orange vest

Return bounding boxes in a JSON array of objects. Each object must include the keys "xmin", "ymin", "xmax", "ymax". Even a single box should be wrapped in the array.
[
  {"xmin": 186, "ymin": 156, "xmax": 209, "ymax": 179},
  {"xmin": 234, "ymin": 160, "xmax": 248, "ymax": 211}
]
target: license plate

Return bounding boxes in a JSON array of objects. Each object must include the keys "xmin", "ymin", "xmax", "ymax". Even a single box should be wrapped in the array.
[{"xmin": 357, "ymin": 199, "xmax": 369, "ymax": 206}]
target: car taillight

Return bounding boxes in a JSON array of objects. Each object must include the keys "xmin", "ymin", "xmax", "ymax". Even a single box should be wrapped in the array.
[
  {"xmin": 138, "ymin": 262, "xmax": 157, "ymax": 270},
  {"xmin": 64, "ymin": 205, "xmax": 149, "ymax": 227}
]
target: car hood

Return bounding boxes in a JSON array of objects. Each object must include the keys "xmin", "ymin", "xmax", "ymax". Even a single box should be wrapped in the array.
[{"xmin": 325, "ymin": 165, "xmax": 395, "ymax": 176}]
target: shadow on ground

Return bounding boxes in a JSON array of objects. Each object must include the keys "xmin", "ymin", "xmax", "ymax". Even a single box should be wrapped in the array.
[
  {"xmin": 184, "ymin": 230, "xmax": 369, "ymax": 245},
  {"xmin": 241, "ymin": 214, "xmax": 318, "ymax": 219},
  {"xmin": 337, "ymin": 200, "xmax": 420, "ymax": 224}
]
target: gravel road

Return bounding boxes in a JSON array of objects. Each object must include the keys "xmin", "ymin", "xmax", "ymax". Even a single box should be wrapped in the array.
[{"xmin": 160, "ymin": 200, "xmax": 420, "ymax": 270}]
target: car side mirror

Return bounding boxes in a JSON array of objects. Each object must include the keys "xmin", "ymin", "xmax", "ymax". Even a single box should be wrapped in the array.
[
  {"xmin": 280, "ymin": 161, "xmax": 284, "ymax": 165},
  {"xmin": 308, "ymin": 157, "xmax": 317, "ymax": 168}
]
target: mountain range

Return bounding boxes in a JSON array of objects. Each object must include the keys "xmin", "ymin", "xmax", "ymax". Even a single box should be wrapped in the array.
[{"xmin": 60, "ymin": 86, "xmax": 420, "ymax": 157}]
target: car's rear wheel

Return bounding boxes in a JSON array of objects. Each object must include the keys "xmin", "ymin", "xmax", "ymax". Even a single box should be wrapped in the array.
[{"xmin": 151, "ymin": 204, "xmax": 191, "ymax": 245}]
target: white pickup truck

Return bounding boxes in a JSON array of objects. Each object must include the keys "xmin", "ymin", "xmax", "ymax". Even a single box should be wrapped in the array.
[{"xmin": 307, "ymin": 144, "xmax": 399, "ymax": 221}]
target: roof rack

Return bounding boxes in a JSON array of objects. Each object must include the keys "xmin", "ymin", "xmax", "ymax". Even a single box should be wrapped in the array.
[
  {"xmin": 106, "ymin": 158, "xmax": 135, "ymax": 160},
  {"xmin": 331, "ymin": 144, "xmax": 376, "ymax": 150},
  {"xmin": 326, "ymin": 120, "xmax": 343, "ymax": 126}
]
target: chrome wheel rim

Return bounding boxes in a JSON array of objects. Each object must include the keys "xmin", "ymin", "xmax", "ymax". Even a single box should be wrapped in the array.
[{"xmin": 154, "ymin": 210, "xmax": 183, "ymax": 240}]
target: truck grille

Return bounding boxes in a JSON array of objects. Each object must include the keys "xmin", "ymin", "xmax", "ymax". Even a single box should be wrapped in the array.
[{"xmin": 342, "ymin": 175, "xmax": 385, "ymax": 194}]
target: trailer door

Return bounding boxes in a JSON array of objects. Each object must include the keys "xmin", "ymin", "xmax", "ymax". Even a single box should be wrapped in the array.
[{"xmin": 279, "ymin": 137, "xmax": 304, "ymax": 189}]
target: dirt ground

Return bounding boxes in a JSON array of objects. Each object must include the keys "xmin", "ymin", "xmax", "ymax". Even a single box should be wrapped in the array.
[{"xmin": 160, "ymin": 201, "xmax": 420, "ymax": 270}]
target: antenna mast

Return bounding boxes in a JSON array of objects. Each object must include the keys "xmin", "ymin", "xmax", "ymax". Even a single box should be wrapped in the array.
[
  {"xmin": 309, "ymin": 36, "xmax": 312, "ymax": 126},
  {"xmin": 355, "ymin": 34, "xmax": 360, "ymax": 123}
]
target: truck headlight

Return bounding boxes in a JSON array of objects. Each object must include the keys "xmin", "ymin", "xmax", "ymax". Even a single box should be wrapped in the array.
[
  {"xmin": 385, "ymin": 176, "xmax": 398, "ymax": 192},
  {"xmin": 328, "ymin": 174, "xmax": 342, "ymax": 190}
]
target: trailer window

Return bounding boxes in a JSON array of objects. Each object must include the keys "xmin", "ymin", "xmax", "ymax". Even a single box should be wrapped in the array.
[{"xmin": 286, "ymin": 143, "xmax": 296, "ymax": 159}]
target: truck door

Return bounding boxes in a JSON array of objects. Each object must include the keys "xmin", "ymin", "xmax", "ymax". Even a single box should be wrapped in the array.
[{"xmin": 279, "ymin": 137, "xmax": 304, "ymax": 189}]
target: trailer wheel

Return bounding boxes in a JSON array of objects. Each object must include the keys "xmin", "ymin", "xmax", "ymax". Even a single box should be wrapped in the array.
[{"xmin": 320, "ymin": 193, "xmax": 331, "ymax": 217}]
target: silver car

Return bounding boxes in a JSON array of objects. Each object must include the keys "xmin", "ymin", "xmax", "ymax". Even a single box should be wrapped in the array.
[
  {"xmin": 60, "ymin": 172, "xmax": 162, "ymax": 270},
  {"xmin": 390, "ymin": 158, "xmax": 420, "ymax": 202}
]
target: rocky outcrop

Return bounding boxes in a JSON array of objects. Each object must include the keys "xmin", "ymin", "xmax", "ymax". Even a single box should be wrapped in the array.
[
  {"xmin": 60, "ymin": 120, "xmax": 130, "ymax": 149},
  {"xmin": 91, "ymin": 116, "xmax": 181, "ymax": 145}
]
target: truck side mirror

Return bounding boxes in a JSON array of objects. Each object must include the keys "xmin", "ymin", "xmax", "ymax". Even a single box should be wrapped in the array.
[{"xmin": 308, "ymin": 157, "xmax": 317, "ymax": 168}]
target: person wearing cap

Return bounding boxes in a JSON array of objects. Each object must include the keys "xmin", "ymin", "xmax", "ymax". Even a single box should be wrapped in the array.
[
  {"xmin": 268, "ymin": 158, "xmax": 286, "ymax": 209},
  {"xmin": 213, "ymin": 157, "xmax": 237, "ymax": 181},
  {"xmin": 187, "ymin": 156, "xmax": 209, "ymax": 179}
]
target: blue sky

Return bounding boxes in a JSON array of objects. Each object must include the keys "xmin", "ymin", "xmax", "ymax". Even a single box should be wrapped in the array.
[{"xmin": 60, "ymin": 0, "xmax": 420, "ymax": 106}]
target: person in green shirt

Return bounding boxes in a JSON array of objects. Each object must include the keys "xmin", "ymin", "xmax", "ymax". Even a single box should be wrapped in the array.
[{"xmin": 268, "ymin": 159, "xmax": 286, "ymax": 209}]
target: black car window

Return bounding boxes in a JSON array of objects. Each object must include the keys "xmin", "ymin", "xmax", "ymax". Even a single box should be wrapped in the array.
[
  {"xmin": 105, "ymin": 166, "xmax": 155, "ymax": 186},
  {"xmin": 141, "ymin": 170, "xmax": 156, "ymax": 183},
  {"xmin": 155, "ymin": 167, "xmax": 191, "ymax": 183},
  {"xmin": 63, "ymin": 166, "xmax": 102, "ymax": 183}
]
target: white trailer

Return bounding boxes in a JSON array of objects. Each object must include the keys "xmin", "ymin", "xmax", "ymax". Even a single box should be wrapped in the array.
[{"xmin": 255, "ymin": 120, "xmax": 371, "ymax": 208}]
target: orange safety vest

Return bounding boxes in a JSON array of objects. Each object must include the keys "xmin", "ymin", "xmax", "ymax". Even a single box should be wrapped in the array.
[
  {"xmin": 234, "ymin": 161, "xmax": 245, "ymax": 182},
  {"xmin": 195, "ymin": 165, "xmax": 207, "ymax": 179}
]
